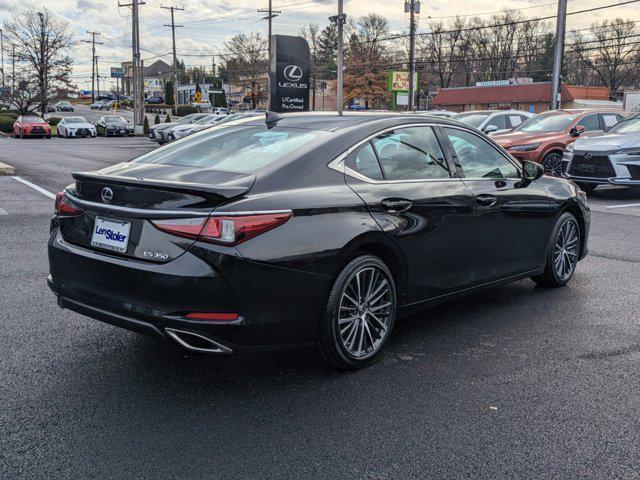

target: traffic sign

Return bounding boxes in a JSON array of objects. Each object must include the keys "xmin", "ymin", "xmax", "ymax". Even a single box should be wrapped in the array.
[{"xmin": 194, "ymin": 91, "xmax": 202, "ymax": 103}]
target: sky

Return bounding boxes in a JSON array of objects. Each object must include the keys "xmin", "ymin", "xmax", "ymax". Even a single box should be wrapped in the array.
[{"xmin": 1, "ymin": 0, "xmax": 640, "ymax": 91}]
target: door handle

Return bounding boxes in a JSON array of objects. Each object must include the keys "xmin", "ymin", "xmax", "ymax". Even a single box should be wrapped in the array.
[
  {"xmin": 476, "ymin": 194, "xmax": 499, "ymax": 207},
  {"xmin": 380, "ymin": 198, "xmax": 413, "ymax": 213}
]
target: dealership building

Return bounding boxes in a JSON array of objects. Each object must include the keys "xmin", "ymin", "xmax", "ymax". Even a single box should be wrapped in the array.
[{"xmin": 432, "ymin": 80, "xmax": 620, "ymax": 113}]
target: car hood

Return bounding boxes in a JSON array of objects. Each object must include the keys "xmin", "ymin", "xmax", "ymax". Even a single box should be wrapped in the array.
[
  {"xmin": 493, "ymin": 130, "xmax": 566, "ymax": 147},
  {"xmin": 170, "ymin": 124, "xmax": 194, "ymax": 132},
  {"xmin": 65, "ymin": 122, "xmax": 94, "ymax": 129},
  {"xmin": 21, "ymin": 122, "xmax": 49, "ymax": 127},
  {"xmin": 572, "ymin": 133, "xmax": 640, "ymax": 152}
]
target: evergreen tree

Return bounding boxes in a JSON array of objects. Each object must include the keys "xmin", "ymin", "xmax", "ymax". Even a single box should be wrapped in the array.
[
  {"xmin": 143, "ymin": 115, "xmax": 149, "ymax": 134},
  {"xmin": 154, "ymin": 113, "xmax": 160, "ymax": 125},
  {"xmin": 164, "ymin": 80, "xmax": 175, "ymax": 105},
  {"xmin": 165, "ymin": 114, "xmax": 171, "ymax": 123}
]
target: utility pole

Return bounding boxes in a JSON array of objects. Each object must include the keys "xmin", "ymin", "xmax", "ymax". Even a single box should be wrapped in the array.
[
  {"xmin": 82, "ymin": 31, "xmax": 102, "ymax": 103},
  {"xmin": 120, "ymin": 0, "xmax": 145, "ymax": 132},
  {"xmin": 0, "ymin": 29, "xmax": 4, "ymax": 94},
  {"xmin": 330, "ymin": 2, "xmax": 346, "ymax": 115},
  {"xmin": 95, "ymin": 56, "xmax": 100, "ymax": 98},
  {"xmin": 259, "ymin": 0, "xmax": 281, "ymax": 110},
  {"xmin": 11, "ymin": 44, "xmax": 15, "ymax": 95},
  {"xmin": 405, "ymin": 0, "xmax": 420, "ymax": 111},
  {"xmin": 161, "ymin": 5, "xmax": 183, "ymax": 114},
  {"xmin": 551, "ymin": 0, "xmax": 567, "ymax": 110},
  {"xmin": 36, "ymin": 12, "xmax": 46, "ymax": 117}
]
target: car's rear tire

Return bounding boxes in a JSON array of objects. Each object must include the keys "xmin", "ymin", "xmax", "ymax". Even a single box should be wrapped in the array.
[
  {"xmin": 531, "ymin": 212, "xmax": 581, "ymax": 288},
  {"xmin": 318, "ymin": 255, "xmax": 397, "ymax": 370},
  {"xmin": 542, "ymin": 152, "xmax": 563, "ymax": 177},
  {"xmin": 576, "ymin": 182, "xmax": 597, "ymax": 193}
]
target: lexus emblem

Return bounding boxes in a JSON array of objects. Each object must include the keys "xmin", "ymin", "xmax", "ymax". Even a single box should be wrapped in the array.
[
  {"xmin": 283, "ymin": 65, "xmax": 303, "ymax": 82},
  {"xmin": 101, "ymin": 187, "xmax": 114, "ymax": 203},
  {"xmin": 584, "ymin": 152, "xmax": 592, "ymax": 159}
]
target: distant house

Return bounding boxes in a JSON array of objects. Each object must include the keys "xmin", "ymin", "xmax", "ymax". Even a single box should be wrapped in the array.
[{"xmin": 121, "ymin": 60, "xmax": 173, "ymax": 99}]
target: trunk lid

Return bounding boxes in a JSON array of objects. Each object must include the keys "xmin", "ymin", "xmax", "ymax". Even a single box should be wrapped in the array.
[{"xmin": 58, "ymin": 162, "xmax": 255, "ymax": 263}]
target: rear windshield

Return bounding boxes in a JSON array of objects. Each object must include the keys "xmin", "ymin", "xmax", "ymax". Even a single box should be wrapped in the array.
[{"xmin": 134, "ymin": 125, "xmax": 318, "ymax": 172}]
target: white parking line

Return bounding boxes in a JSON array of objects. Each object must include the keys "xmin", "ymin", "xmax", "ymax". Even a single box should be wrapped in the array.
[
  {"xmin": 606, "ymin": 203, "xmax": 640, "ymax": 209},
  {"xmin": 12, "ymin": 176, "xmax": 56, "ymax": 199}
]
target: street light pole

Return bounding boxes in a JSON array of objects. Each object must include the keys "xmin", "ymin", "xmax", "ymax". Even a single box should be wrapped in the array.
[
  {"xmin": 551, "ymin": 0, "xmax": 567, "ymax": 110},
  {"xmin": 406, "ymin": 0, "xmax": 419, "ymax": 110},
  {"xmin": 330, "ymin": 1, "xmax": 346, "ymax": 115}
]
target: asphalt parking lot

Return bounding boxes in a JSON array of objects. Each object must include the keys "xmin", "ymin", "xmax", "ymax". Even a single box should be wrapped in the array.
[{"xmin": 2, "ymin": 138, "xmax": 640, "ymax": 478}]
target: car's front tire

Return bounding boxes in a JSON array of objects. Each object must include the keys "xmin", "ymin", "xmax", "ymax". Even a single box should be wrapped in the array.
[
  {"xmin": 318, "ymin": 255, "xmax": 397, "ymax": 370},
  {"xmin": 532, "ymin": 212, "xmax": 581, "ymax": 288},
  {"xmin": 542, "ymin": 152, "xmax": 564, "ymax": 177}
]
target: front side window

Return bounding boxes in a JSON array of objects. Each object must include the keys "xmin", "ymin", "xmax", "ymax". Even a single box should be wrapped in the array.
[
  {"xmin": 444, "ymin": 127, "xmax": 519, "ymax": 179},
  {"xmin": 485, "ymin": 115, "xmax": 507, "ymax": 130},
  {"xmin": 371, "ymin": 126, "xmax": 450, "ymax": 180},
  {"xmin": 576, "ymin": 114, "xmax": 600, "ymax": 132}
]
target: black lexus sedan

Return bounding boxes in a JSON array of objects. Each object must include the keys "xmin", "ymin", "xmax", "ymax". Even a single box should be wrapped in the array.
[
  {"xmin": 48, "ymin": 112, "xmax": 590, "ymax": 369},
  {"xmin": 95, "ymin": 115, "xmax": 134, "ymax": 137}
]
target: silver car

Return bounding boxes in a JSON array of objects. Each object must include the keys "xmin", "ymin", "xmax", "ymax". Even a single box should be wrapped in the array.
[
  {"xmin": 453, "ymin": 110, "xmax": 534, "ymax": 135},
  {"xmin": 564, "ymin": 114, "xmax": 640, "ymax": 192}
]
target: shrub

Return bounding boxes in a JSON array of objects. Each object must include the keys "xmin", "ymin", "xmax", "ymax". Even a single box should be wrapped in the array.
[
  {"xmin": 154, "ymin": 114, "xmax": 160, "ymax": 125},
  {"xmin": 47, "ymin": 117, "xmax": 62, "ymax": 126},
  {"xmin": 165, "ymin": 114, "xmax": 171, "ymax": 123},
  {"xmin": 176, "ymin": 105, "xmax": 197, "ymax": 116},
  {"xmin": 0, "ymin": 116, "xmax": 15, "ymax": 133},
  {"xmin": 143, "ymin": 115, "xmax": 150, "ymax": 135},
  {"xmin": 0, "ymin": 111, "xmax": 18, "ymax": 120}
]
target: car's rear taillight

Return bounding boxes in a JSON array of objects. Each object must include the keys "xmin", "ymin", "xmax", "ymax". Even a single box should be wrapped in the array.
[
  {"xmin": 151, "ymin": 212, "xmax": 291, "ymax": 246},
  {"xmin": 54, "ymin": 192, "xmax": 83, "ymax": 216}
]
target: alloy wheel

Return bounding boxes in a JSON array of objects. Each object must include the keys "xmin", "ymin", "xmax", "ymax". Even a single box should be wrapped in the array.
[
  {"xmin": 554, "ymin": 219, "xmax": 579, "ymax": 281},
  {"xmin": 338, "ymin": 266, "xmax": 394, "ymax": 359},
  {"xmin": 543, "ymin": 155, "xmax": 563, "ymax": 177}
]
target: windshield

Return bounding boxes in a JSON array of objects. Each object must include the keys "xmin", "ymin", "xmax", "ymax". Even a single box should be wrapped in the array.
[
  {"xmin": 607, "ymin": 116, "xmax": 640, "ymax": 134},
  {"xmin": 134, "ymin": 125, "xmax": 319, "ymax": 172},
  {"xmin": 23, "ymin": 116, "xmax": 44, "ymax": 123},
  {"xmin": 515, "ymin": 113, "xmax": 576, "ymax": 133},
  {"xmin": 455, "ymin": 112, "xmax": 492, "ymax": 128},
  {"xmin": 105, "ymin": 116, "xmax": 125, "ymax": 123},
  {"xmin": 66, "ymin": 117, "xmax": 86, "ymax": 123},
  {"xmin": 194, "ymin": 115, "xmax": 217, "ymax": 125}
]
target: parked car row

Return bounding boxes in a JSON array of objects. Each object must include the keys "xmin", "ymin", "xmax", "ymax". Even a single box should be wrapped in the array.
[{"xmin": 11, "ymin": 115, "xmax": 134, "ymax": 139}]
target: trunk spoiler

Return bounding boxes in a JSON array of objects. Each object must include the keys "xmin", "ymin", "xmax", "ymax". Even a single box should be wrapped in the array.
[{"xmin": 71, "ymin": 170, "xmax": 256, "ymax": 199}]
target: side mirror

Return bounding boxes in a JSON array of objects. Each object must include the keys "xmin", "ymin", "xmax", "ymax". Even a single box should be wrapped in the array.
[
  {"xmin": 484, "ymin": 125, "xmax": 498, "ymax": 134},
  {"xmin": 570, "ymin": 125, "xmax": 586, "ymax": 137},
  {"xmin": 521, "ymin": 160, "xmax": 544, "ymax": 184}
]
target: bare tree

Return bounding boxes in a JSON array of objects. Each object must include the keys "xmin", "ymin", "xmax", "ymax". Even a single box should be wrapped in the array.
[
  {"xmin": 568, "ymin": 19, "xmax": 640, "ymax": 99},
  {"xmin": 7, "ymin": 70, "xmax": 41, "ymax": 114},
  {"xmin": 300, "ymin": 23, "xmax": 321, "ymax": 110},
  {"xmin": 224, "ymin": 32, "xmax": 268, "ymax": 109},
  {"xmin": 3, "ymin": 7, "xmax": 74, "ymax": 116}
]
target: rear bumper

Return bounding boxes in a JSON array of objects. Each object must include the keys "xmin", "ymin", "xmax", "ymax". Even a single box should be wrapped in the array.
[{"xmin": 48, "ymin": 228, "xmax": 330, "ymax": 349}]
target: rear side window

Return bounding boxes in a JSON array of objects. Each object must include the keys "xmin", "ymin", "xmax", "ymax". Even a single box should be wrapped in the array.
[
  {"xmin": 371, "ymin": 126, "xmax": 450, "ymax": 180},
  {"xmin": 346, "ymin": 143, "xmax": 384, "ymax": 180},
  {"xmin": 134, "ymin": 126, "xmax": 318, "ymax": 172},
  {"xmin": 508, "ymin": 115, "xmax": 525, "ymax": 128}
]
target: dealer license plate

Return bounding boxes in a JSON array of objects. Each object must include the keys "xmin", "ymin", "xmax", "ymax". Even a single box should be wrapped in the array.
[{"xmin": 91, "ymin": 217, "xmax": 131, "ymax": 253}]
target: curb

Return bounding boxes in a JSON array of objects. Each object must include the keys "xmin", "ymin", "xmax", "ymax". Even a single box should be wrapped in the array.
[{"xmin": 0, "ymin": 162, "xmax": 15, "ymax": 175}]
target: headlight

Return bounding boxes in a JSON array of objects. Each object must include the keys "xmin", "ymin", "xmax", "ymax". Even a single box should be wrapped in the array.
[
  {"xmin": 565, "ymin": 143, "xmax": 574, "ymax": 153},
  {"xmin": 510, "ymin": 143, "xmax": 541, "ymax": 152}
]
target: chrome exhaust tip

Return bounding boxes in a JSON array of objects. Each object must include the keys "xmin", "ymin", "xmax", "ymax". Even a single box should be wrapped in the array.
[{"xmin": 165, "ymin": 328, "xmax": 233, "ymax": 354}]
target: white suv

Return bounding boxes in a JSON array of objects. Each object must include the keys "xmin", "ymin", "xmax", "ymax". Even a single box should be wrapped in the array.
[{"xmin": 453, "ymin": 110, "xmax": 534, "ymax": 135}]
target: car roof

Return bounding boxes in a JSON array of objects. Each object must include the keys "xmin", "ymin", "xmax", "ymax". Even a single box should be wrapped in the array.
[{"xmin": 239, "ymin": 111, "xmax": 465, "ymax": 132}]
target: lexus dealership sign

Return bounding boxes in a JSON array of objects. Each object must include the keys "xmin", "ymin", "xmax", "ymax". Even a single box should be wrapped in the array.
[{"xmin": 270, "ymin": 35, "xmax": 310, "ymax": 112}]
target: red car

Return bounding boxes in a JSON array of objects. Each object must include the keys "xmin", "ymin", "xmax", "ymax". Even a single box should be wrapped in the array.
[
  {"xmin": 493, "ymin": 109, "xmax": 627, "ymax": 176},
  {"xmin": 13, "ymin": 115, "xmax": 52, "ymax": 139}
]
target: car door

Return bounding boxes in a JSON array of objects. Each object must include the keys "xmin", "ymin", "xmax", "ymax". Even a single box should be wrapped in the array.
[
  {"xmin": 343, "ymin": 125, "xmax": 477, "ymax": 303},
  {"xmin": 441, "ymin": 126, "xmax": 554, "ymax": 282}
]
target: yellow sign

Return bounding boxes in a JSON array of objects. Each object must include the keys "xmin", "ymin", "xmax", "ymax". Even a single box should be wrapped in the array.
[
  {"xmin": 194, "ymin": 91, "xmax": 202, "ymax": 103},
  {"xmin": 388, "ymin": 71, "xmax": 417, "ymax": 92}
]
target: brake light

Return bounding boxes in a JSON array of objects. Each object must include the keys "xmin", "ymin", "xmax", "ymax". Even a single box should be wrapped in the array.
[
  {"xmin": 151, "ymin": 212, "xmax": 291, "ymax": 245},
  {"xmin": 54, "ymin": 192, "xmax": 83, "ymax": 216}
]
